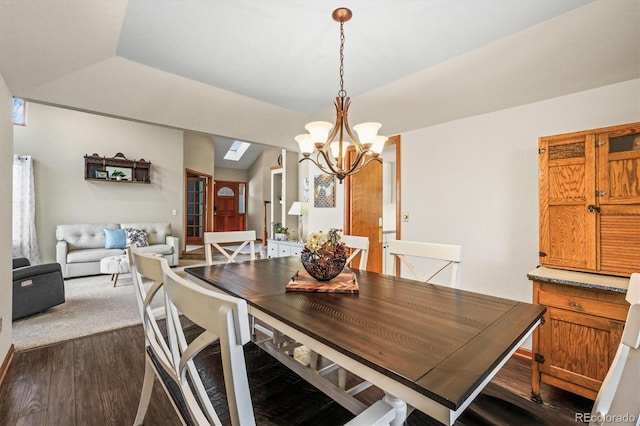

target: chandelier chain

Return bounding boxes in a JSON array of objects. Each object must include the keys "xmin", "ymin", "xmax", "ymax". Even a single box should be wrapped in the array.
[{"xmin": 338, "ymin": 18, "xmax": 347, "ymax": 99}]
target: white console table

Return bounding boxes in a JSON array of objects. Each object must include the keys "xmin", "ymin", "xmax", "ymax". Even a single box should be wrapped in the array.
[{"xmin": 267, "ymin": 239, "xmax": 304, "ymax": 258}]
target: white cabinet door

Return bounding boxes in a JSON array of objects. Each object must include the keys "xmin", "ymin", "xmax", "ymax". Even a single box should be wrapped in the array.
[{"xmin": 267, "ymin": 243, "xmax": 278, "ymax": 258}]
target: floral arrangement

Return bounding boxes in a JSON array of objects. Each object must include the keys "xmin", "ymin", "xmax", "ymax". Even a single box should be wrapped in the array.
[
  {"xmin": 300, "ymin": 228, "xmax": 347, "ymax": 281},
  {"xmin": 302, "ymin": 228, "xmax": 346, "ymax": 258}
]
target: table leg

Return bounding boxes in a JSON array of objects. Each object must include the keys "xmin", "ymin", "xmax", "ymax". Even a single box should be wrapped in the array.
[{"xmin": 383, "ymin": 393, "xmax": 407, "ymax": 426}]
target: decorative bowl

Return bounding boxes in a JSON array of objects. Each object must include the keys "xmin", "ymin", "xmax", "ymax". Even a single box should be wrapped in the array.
[{"xmin": 300, "ymin": 251, "xmax": 347, "ymax": 281}]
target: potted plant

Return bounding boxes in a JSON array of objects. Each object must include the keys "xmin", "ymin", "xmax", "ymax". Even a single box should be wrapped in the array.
[
  {"xmin": 273, "ymin": 223, "xmax": 289, "ymax": 241},
  {"xmin": 111, "ymin": 170, "xmax": 126, "ymax": 181}
]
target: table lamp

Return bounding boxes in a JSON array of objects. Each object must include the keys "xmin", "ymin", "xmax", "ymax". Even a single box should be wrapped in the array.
[{"xmin": 288, "ymin": 201, "xmax": 305, "ymax": 243}]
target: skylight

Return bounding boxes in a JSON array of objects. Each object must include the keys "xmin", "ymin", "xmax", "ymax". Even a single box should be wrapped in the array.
[{"xmin": 224, "ymin": 140, "xmax": 251, "ymax": 161}]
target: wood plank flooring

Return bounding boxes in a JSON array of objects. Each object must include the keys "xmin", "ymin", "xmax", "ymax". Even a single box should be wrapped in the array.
[{"xmin": 0, "ymin": 324, "xmax": 593, "ymax": 425}]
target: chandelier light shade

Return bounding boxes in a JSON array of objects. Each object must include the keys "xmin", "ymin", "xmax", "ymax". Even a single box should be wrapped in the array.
[{"xmin": 296, "ymin": 7, "xmax": 387, "ymax": 183}]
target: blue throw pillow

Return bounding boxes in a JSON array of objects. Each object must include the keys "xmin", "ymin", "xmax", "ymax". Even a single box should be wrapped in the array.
[{"xmin": 104, "ymin": 228, "xmax": 127, "ymax": 249}]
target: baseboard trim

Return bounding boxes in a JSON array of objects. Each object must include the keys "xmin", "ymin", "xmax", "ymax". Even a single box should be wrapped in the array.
[
  {"xmin": 514, "ymin": 347, "xmax": 532, "ymax": 361},
  {"xmin": 0, "ymin": 344, "xmax": 15, "ymax": 388}
]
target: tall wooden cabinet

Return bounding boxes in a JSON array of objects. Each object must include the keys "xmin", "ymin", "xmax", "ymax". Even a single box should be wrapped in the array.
[
  {"xmin": 532, "ymin": 122, "xmax": 638, "ymax": 403},
  {"xmin": 538, "ymin": 122, "xmax": 640, "ymax": 276}
]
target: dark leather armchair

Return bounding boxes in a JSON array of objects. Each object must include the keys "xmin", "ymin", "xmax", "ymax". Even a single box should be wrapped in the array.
[{"xmin": 12, "ymin": 258, "xmax": 65, "ymax": 320}]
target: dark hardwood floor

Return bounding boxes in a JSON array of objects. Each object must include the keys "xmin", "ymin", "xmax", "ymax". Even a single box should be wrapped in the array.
[{"xmin": 0, "ymin": 324, "xmax": 593, "ymax": 425}]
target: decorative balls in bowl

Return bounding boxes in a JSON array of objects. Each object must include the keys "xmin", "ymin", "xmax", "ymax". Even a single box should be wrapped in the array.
[{"xmin": 301, "ymin": 251, "xmax": 346, "ymax": 281}]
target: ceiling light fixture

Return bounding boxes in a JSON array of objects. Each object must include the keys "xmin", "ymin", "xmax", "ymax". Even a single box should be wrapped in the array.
[{"xmin": 295, "ymin": 7, "xmax": 387, "ymax": 183}]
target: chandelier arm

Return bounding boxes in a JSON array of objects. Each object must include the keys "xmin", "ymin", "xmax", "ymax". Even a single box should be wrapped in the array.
[
  {"xmin": 341, "ymin": 99, "xmax": 365, "ymax": 152},
  {"xmin": 299, "ymin": 154, "xmax": 336, "ymax": 177},
  {"xmin": 345, "ymin": 158, "xmax": 383, "ymax": 179},
  {"xmin": 343, "ymin": 150, "xmax": 370, "ymax": 176},
  {"xmin": 346, "ymin": 156, "xmax": 383, "ymax": 177},
  {"xmin": 324, "ymin": 97, "xmax": 343, "ymax": 146},
  {"xmin": 316, "ymin": 149, "xmax": 344, "ymax": 176}
]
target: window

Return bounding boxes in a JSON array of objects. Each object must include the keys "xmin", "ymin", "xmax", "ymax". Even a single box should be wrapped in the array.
[
  {"xmin": 223, "ymin": 140, "xmax": 251, "ymax": 161},
  {"xmin": 12, "ymin": 98, "xmax": 26, "ymax": 126}
]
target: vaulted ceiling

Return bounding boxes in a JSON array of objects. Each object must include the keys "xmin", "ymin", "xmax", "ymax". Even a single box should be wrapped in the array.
[{"xmin": 1, "ymin": 0, "xmax": 638, "ymax": 151}]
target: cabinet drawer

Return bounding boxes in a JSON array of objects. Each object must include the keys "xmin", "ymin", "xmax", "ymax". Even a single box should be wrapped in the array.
[
  {"xmin": 538, "ymin": 290, "xmax": 627, "ymax": 321},
  {"xmin": 290, "ymin": 246, "xmax": 302, "ymax": 257},
  {"xmin": 279, "ymin": 246, "xmax": 291, "ymax": 257},
  {"xmin": 267, "ymin": 245, "xmax": 278, "ymax": 258}
]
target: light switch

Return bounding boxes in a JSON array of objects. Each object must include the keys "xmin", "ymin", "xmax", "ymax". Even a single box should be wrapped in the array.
[{"xmin": 172, "ymin": 209, "xmax": 177, "ymax": 216}]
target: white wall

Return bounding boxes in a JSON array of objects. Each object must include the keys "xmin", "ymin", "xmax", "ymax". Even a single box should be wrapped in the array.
[
  {"xmin": 0, "ymin": 74, "xmax": 14, "ymax": 359},
  {"xmin": 401, "ymin": 79, "xmax": 640, "ymax": 301},
  {"xmin": 13, "ymin": 103, "xmax": 184, "ymax": 263},
  {"xmin": 214, "ymin": 167, "xmax": 247, "ymax": 183},
  {"xmin": 184, "ymin": 131, "xmax": 214, "ymax": 177},
  {"xmin": 304, "ymin": 160, "xmax": 346, "ymax": 235}
]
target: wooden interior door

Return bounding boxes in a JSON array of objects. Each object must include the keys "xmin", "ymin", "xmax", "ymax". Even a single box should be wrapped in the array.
[
  {"xmin": 185, "ymin": 172, "xmax": 210, "ymax": 245},
  {"xmin": 214, "ymin": 181, "xmax": 246, "ymax": 232},
  {"xmin": 346, "ymin": 136, "xmax": 400, "ymax": 273}
]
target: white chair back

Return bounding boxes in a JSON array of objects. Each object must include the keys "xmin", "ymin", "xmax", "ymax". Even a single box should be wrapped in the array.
[
  {"xmin": 341, "ymin": 234, "xmax": 370, "ymax": 270},
  {"xmin": 589, "ymin": 273, "xmax": 640, "ymax": 426},
  {"xmin": 130, "ymin": 246, "xmax": 221, "ymax": 426},
  {"xmin": 387, "ymin": 240, "xmax": 462, "ymax": 287},
  {"xmin": 204, "ymin": 230, "xmax": 257, "ymax": 264}
]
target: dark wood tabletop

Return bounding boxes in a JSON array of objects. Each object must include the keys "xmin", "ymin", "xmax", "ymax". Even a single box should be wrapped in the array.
[{"xmin": 185, "ymin": 256, "xmax": 545, "ymax": 413}]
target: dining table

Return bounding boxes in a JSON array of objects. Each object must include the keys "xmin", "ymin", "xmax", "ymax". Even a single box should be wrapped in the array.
[{"xmin": 185, "ymin": 256, "xmax": 545, "ymax": 426}]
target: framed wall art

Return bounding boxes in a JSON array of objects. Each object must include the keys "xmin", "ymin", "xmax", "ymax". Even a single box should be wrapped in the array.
[{"xmin": 314, "ymin": 174, "xmax": 335, "ymax": 208}]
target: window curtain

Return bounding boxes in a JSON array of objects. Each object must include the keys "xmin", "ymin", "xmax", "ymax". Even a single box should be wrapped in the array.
[{"xmin": 13, "ymin": 155, "xmax": 41, "ymax": 264}]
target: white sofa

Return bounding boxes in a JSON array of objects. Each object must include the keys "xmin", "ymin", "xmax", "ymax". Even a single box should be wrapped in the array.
[{"xmin": 56, "ymin": 222, "xmax": 179, "ymax": 278}]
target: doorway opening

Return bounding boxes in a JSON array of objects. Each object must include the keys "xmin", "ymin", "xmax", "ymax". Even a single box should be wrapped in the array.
[
  {"xmin": 185, "ymin": 169, "xmax": 213, "ymax": 250},
  {"xmin": 345, "ymin": 135, "xmax": 401, "ymax": 273}
]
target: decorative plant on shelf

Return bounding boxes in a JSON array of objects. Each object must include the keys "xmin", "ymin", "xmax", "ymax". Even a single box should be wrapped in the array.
[
  {"xmin": 111, "ymin": 170, "xmax": 126, "ymax": 181},
  {"xmin": 300, "ymin": 228, "xmax": 347, "ymax": 281},
  {"xmin": 273, "ymin": 223, "xmax": 289, "ymax": 241}
]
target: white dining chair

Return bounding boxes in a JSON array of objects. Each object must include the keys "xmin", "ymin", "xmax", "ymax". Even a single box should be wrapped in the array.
[
  {"xmin": 588, "ymin": 273, "xmax": 640, "ymax": 426},
  {"xmin": 130, "ymin": 246, "xmax": 218, "ymax": 426},
  {"xmin": 158, "ymin": 259, "xmax": 397, "ymax": 426},
  {"xmin": 387, "ymin": 240, "xmax": 462, "ymax": 287},
  {"xmin": 128, "ymin": 245, "xmax": 165, "ymax": 322},
  {"xmin": 341, "ymin": 234, "xmax": 370, "ymax": 270},
  {"xmin": 203, "ymin": 230, "xmax": 257, "ymax": 265}
]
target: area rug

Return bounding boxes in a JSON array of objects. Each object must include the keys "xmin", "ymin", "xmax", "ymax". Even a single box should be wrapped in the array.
[{"xmin": 11, "ymin": 260, "xmax": 208, "ymax": 351}]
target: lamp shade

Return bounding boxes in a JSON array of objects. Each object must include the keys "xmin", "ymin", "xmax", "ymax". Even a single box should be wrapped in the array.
[
  {"xmin": 288, "ymin": 201, "xmax": 302, "ymax": 216},
  {"xmin": 295, "ymin": 134, "xmax": 314, "ymax": 155},
  {"xmin": 371, "ymin": 135, "xmax": 388, "ymax": 155},
  {"xmin": 305, "ymin": 121, "xmax": 333, "ymax": 144},
  {"xmin": 353, "ymin": 122, "xmax": 382, "ymax": 147}
]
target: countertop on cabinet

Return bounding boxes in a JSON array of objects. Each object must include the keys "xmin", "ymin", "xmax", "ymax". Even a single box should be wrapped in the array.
[{"xmin": 527, "ymin": 266, "xmax": 628, "ymax": 294}]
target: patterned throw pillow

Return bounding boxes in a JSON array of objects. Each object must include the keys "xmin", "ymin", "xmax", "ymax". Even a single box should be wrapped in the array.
[
  {"xmin": 104, "ymin": 228, "xmax": 127, "ymax": 249},
  {"xmin": 125, "ymin": 228, "xmax": 149, "ymax": 247}
]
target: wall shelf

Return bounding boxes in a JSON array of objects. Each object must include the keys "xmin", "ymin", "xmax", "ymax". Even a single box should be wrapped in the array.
[{"xmin": 84, "ymin": 152, "xmax": 151, "ymax": 184}]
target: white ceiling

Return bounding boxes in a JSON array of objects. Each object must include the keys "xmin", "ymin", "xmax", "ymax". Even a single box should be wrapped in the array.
[
  {"xmin": 116, "ymin": 0, "xmax": 595, "ymax": 114},
  {"xmin": 1, "ymin": 0, "xmax": 638, "ymax": 162}
]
